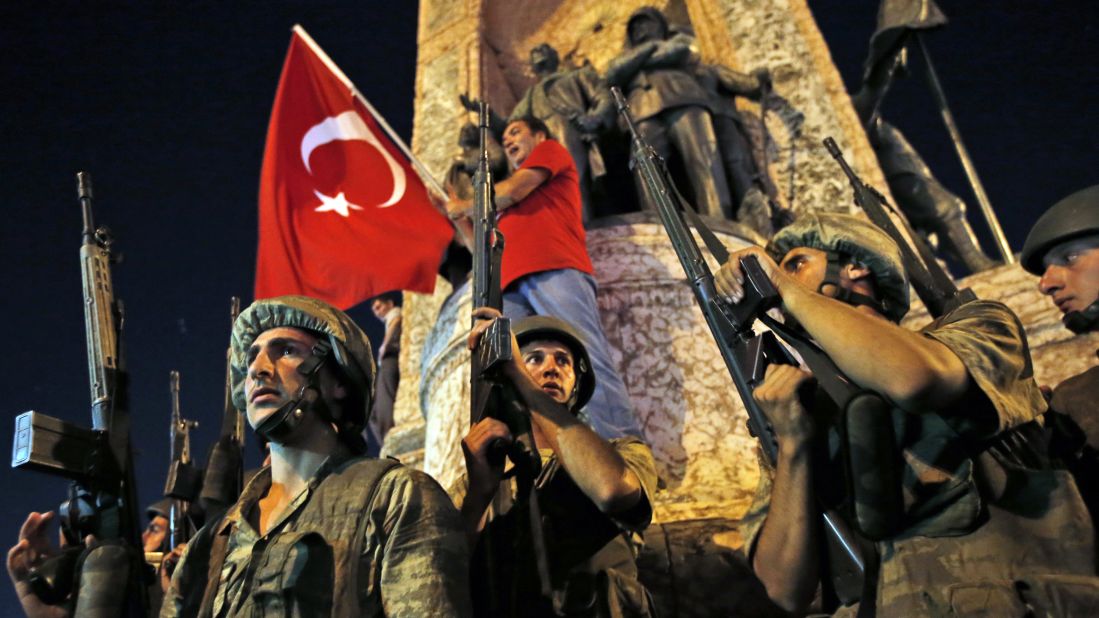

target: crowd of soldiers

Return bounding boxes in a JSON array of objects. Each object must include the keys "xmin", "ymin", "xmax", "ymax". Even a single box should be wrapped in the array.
[{"xmin": 8, "ymin": 6, "xmax": 1099, "ymax": 618}]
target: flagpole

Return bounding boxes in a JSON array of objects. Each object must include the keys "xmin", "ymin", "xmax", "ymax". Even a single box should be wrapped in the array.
[
  {"xmin": 915, "ymin": 33, "xmax": 1013, "ymax": 264},
  {"xmin": 291, "ymin": 24, "xmax": 469, "ymax": 245}
]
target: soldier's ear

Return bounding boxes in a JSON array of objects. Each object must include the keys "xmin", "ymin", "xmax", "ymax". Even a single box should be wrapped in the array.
[{"xmin": 843, "ymin": 262, "xmax": 873, "ymax": 283}]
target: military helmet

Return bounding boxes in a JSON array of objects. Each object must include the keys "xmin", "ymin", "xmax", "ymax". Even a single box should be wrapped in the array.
[
  {"xmin": 230, "ymin": 296, "xmax": 375, "ymax": 450},
  {"xmin": 768, "ymin": 212, "xmax": 911, "ymax": 321},
  {"xmin": 513, "ymin": 316, "xmax": 596, "ymax": 412},
  {"xmin": 146, "ymin": 498, "xmax": 172, "ymax": 522},
  {"xmin": 1020, "ymin": 185, "xmax": 1099, "ymax": 275}
]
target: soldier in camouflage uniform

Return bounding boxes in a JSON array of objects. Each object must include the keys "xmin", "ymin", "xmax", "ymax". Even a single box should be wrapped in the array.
[
  {"xmin": 452, "ymin": 310, "xmax": 658, "ymax": 617},
  {"xmin": 1022, "ymin": 185, "xmax": 1099, "ymax": 526},
  {"xmin": 715, "ymin": 213, "xmax": 1099, "ymax": 615},
  {"xmin": 161, "ymin": 296, "xmax": 471, "ymax": 617}
]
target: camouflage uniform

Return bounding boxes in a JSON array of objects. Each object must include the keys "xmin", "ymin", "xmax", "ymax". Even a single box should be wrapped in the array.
[
  {"xmin": 740, "ymin": 300, "xmax": 1099, "ymax": 615},
  {"xmin": 1048, "ymin": 360, "xmax": 1099, "ymax": 529},
  {"xmin": 161, "ymin": 453, "xmax": 471, "ymax": 617},
  {"xmin": 450, "ymin": 437, "xmax": 658, "ymax": 617}
]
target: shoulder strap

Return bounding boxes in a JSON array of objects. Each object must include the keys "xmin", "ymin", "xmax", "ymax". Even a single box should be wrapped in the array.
[{"xmin": 337, "ymin": 457, "xmax": 402, "ymax": 617}]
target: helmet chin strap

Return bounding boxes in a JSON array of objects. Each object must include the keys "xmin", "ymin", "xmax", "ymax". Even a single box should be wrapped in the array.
[
  {"xmin": 1064, "ymin": 297, "xmax": 1099, "ymax": 334},
  {"xmin": 254, "ymin": 341, "xmax": 332, "ymax": 444},
  {"xmin": 821, "ymin": 251, "xmax": 890, "ymax": 317}
]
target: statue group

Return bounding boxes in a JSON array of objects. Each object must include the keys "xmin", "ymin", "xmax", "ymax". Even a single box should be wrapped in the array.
[
  {"xmin": 454, "ymin": 7, "xmax": 793, "ymax": 238},
  {"xmin": 450, "ymin": 4, "xmax": 998, "ymax": 273}
]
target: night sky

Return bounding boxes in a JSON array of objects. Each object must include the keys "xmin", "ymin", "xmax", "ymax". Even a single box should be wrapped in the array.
[{"xmin": 1, "ymin": 0, "xmax": 1094, "ymax": 611}]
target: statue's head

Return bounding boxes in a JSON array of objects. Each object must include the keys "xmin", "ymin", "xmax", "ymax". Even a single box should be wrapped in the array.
[
  {"xmin": 627, "ymin": 7, "xmax": 669, "ymax": 46},
  {"xmin": 530, "ymin": 43, "xmax": 560, "ymax": 75},
  {"xmin": 458, "ymin": 122, "xmax": 478, "ymax": 148}
]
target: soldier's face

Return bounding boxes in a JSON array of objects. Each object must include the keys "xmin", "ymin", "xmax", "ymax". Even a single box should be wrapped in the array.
[
  {"xmin": 244, "ymin": 327, "xmax": 344, "ymax": 429},
  {"xmin": 1038, "ymin": 235, "xmax": 1099, "ymax": 314},
  {"xmin": 142, "ymin": 515, "xmax": 168, "ymax": 552},
  {"xmin": 779, "ymin": 247, "xmax": 829, "ymax": 292},
  {"xmin": 521, "ymin": 340, "xmax": 577, "ymax": 405},
  {"xmin": 503, "ymin": 121, "xmax": 546, "ymax": 168}
]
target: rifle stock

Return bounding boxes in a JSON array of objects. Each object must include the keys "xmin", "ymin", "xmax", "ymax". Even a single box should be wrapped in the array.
[{"xmin": 613, "ymin": 88, "xmax": 868, "ymax": 604}]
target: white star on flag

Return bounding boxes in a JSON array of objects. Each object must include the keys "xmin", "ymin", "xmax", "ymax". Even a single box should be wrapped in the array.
[{"xmin": 313, "ymin": 189, "xmax": 364, "ymax": 217}]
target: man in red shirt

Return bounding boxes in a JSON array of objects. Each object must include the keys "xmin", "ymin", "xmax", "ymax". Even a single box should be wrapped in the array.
[{"xmin": 447, "ymin": 117, "xmax": 643, "ymax": 440}]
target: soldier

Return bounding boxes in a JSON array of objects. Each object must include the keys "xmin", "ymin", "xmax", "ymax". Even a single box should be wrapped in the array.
[
  {"xmin": 455, "ymin": 310, "xmax": 657, "ymax": 616},
  {"xmin": 161, "ymin": 296, "xmax": 471, "ymax": 616},
  {"xmin": 715, "ymin": 213, "xmax": 1099, "ymax": 614},
  {"xmin": 605, "ymin": 7, "xmax": 731, "ymax": 220},
  {"xmin": 1021, "ymin": 184, "xmax": 1099, "ymax": 521}
]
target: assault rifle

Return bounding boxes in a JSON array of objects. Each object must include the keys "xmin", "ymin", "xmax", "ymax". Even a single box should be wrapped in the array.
[
  {"xmin": 11, "ymin": 172, "xmax": 148, "ymax": 615},
  {"xmin": 823, "ymin": 137, "xmax": 975, "ymax": 318},
  {"xmin": 197, "ymin": 296, "xmax": 245, "ymax": 520},
  {"xmin": 163, "ymin": 371, "xmax": 199, "ymax": 551},
  {"xmin": 468, "ymin": 102, "xmax": 553, "ymax": 610},
  {"xmin": 613, "ymin": 88, "xmax": 873, "ymax": 606}
]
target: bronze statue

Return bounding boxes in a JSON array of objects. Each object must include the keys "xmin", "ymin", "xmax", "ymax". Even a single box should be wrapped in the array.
[
  {"xmin": 695, "ymin": 62, "xmax": 800, "ymax": 236},
  {"xmin": 605, "ymin": 7, "xmax": 732, "ymax": 220},
  {"xmin": 851, "ymin": 0, "xmax": 996, "ymax": 273},
  {"xmin": 462, "ymin": 43, "xmax": 613, "ymax": 220}
]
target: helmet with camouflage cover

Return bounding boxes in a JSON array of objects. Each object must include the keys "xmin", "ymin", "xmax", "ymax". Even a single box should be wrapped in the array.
[
  {"xmin": 513, "ymin": 316, "xmax": 596, "ymax": 412},
  {"xmin": 768, "ymin": 212, "xmax": 910, "ymax": 321},
  {"xmin": 230, "ymin": 296, "xmax": 375, "ymax": 453}
]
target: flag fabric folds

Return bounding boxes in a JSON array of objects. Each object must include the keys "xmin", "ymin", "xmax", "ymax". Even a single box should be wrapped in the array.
[{"xmin": 255, "ymin": 26, "xmax": 452, "ymax": 310}]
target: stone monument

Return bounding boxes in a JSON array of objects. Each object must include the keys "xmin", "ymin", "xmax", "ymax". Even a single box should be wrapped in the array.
[{"xmin": 384, "ymin": 1, "xmax": 1098, "ymax": 614}]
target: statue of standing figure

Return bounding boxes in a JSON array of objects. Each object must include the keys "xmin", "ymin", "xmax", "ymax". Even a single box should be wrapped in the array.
[
  {"xmin": 851, "ymin": 0, "xmax": 996, "ymax": 273},
  {"xmin": 605, "ymin": 7, "xmax": 732, "ymax": 221},
  {"xmin": 462, "ymin": 43, "xmax": 614, "ymax": 221}
]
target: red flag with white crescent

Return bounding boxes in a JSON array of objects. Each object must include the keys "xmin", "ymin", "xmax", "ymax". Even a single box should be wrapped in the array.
[{"xmin": 255, "ymin": 26, "xmax": 452, "ymax": 309}]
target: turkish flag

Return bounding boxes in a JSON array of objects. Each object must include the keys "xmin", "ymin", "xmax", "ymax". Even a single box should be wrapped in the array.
[{"xmin": 255, "ymin": 26, "xmax": 453, "ymax": 309}]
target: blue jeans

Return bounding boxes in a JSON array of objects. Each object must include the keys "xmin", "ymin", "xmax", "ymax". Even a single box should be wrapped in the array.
[{"xmin": 503, "ymin": 269, "xmax": 643, "ymax": 439}]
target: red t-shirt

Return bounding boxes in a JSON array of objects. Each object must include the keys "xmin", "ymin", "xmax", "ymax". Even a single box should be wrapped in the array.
[{"xmin": 498, "ymin": 139, "xmax": 594, "ymax": 289}]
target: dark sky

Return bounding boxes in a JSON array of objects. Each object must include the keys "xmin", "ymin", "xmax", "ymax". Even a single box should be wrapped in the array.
[{"xmin": 0, "ymin": 0, "xmax": 1094, "ymax": 611}]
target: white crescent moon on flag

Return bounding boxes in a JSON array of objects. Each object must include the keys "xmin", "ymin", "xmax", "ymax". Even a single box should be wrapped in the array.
[{"xmin": 300, "ymin": 110, "xmax": 405, "ymax": 207}]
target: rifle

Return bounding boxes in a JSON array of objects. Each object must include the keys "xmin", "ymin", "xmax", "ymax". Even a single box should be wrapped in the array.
[
  {"xmin": 823, "ymin": 137, "xmax": 975, "ymax": 318},
  {"xmin": 468, "ymin": 102, "xmax": 553, "ymax": 611},
  {"xmin": 197, "ymin": 296, "xmax": 245, "ymax": 519},
  {"xmin": 11, "ymin": 172, "xmax": 148, "ymax": 614},
  {"xmin": 612, "ymin": 88, "xmax": 872, "ymax": 606},
  {"xmin": 163, "ymin": 371, "xmax": 200, "ymax": 553}
]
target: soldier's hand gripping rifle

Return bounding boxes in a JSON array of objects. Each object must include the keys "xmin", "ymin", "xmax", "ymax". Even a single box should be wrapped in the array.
[
  {"xmin": 823, "ymin": 137, "xmax": 975, "ymax": 318},
  {"xmin": 161, "ymin": 371, "xmax": 199, "ymax": 570},
  {"xmin": 11, "ymin": 172, "xmax": 148, "ymax": 615},
  {"xmin": 197, "ymin": 296, "xmax": 245, "ymax": 520},
  {"xmin": 468, "ymin": 102, "xmax": 553, "ymax": 605},
  {"xmin": 612, "ymin": 88, "xmax": 873, "ymax": 605}
]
